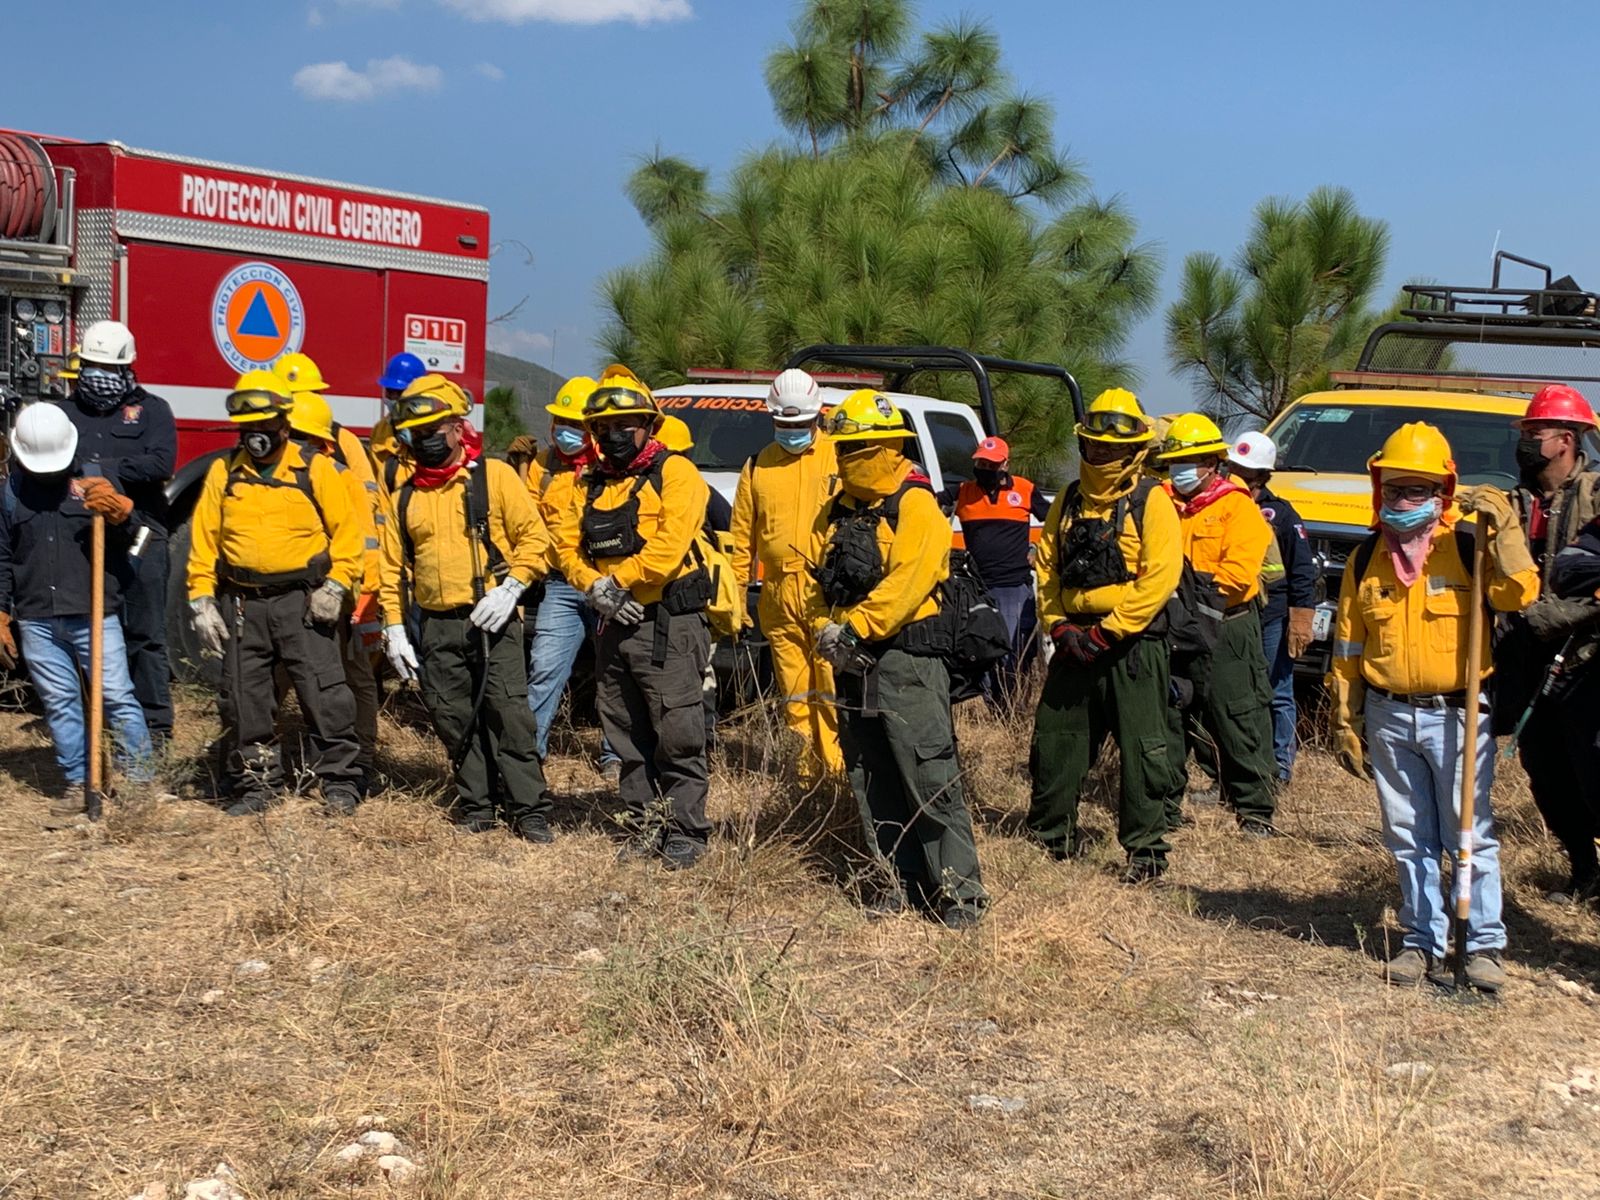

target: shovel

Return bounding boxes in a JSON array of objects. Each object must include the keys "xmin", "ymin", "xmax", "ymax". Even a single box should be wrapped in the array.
[
  {"xmin": 86, "ymin": 512, "xmax": 105, "ymax": 821},
  {"xmin": 1449, "ymin": 518, "xmax": 1488, "ymax": 998}
]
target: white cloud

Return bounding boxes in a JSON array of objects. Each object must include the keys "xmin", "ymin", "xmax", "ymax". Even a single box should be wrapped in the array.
[
  {"xmin": 487, "ymin": 326, "xmax": 554, "ymax": 358},
  {"xmin": 441, "ymin": 0, "xmax": 691, "ymax": 26},
  {"xmin": 473, "ymin": 62, "xmax": 506, "ymax": 81},
  {"xmin": 307, "ymin": 6, "xmax": 326, "ymax": 26},
  {"xmin": 293, "ymin": 55, "xmax": 443, "ymax": 102}
]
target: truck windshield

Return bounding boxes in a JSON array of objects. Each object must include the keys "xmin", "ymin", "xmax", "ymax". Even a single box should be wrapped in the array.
[
  {"xmin": 1269, "ymin": 403, "xmax": 1524, "ymax": 487},
  {"xmin": 662, "ymin": 398, "xmax": 777, "ymax": 471}
]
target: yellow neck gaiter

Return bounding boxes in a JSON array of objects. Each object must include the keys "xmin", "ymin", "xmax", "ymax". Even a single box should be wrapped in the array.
[
  {"xmin": 838, "ymin": 444, "xmax": 906, "ymax": 501},
  {"xmin": 1079, "ymin": 448, "xmax": 1147, "ymax": 505}
]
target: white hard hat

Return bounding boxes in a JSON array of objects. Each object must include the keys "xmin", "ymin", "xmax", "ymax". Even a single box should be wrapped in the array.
[
  {"xmin": 767, "ymin": 368, "xmax": 821, "ymax": 424},
  {"xmin": 1227, "ymin": 430, "xmax": 1278, "ymax": 472},
  {"xmin": 79, "ymin": 320, "xmax": 136, "ymax": 367},
  {"xmin": 11, "ymin": 402, "xmax": 78, "ymax": 473}
]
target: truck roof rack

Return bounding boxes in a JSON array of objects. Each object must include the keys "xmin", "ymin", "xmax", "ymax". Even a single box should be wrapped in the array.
[
  {"xmin": 1357, "ymin": 251, "xmax": 1600, "ymax": 387},
  {"xmin": 781, "ymin": 344, "xmax": 1085, "ymax": 436}
]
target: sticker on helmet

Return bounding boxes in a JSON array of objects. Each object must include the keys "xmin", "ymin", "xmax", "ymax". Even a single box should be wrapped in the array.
[{"xmin": 874, "ymin": 394, "xmax": 894, "ymax": 418}]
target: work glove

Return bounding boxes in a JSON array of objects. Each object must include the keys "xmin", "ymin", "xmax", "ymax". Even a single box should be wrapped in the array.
[
  {"xmin": 385, "ymin": 623, "xmax": 420, "ymax": 682},
  {"xmin": 612, "ymin": 595, "xmax": 647, "ymax": 626},
  {"xmin": 305, "ymin": 579, "xmax": 347, "ymax": 626},
  {"xmin": 586, "ymin": 576, "xmax": 629, "ymax": 619},
  {"xmin": 191, "ymin": 595, "xmax": 228, "ymax": 657},
  {"xmin": 1486, "ymin": 519, "xmax": 1537, "ymax": 580},
  {"xmin": 1287, "ymin": 607, "xmax": 1316, "ymax": 659},
  {"xmin": 817, "ymin": 621, "xmax": 866, "ymax": 672},
  {"xmin": 0, "ymin": 612, "xmax": 16, "ymax": 670},
  {"xmin": 469, "ymin": 576, "xmax": 527, "ymax": 633},
  {"xmin": 507, "ymin": 434, "xmax": 538, "ymax": 460},
  {"xmin": 77, "ymin": 477, "xmax": 134, "ymax": 525},
  {"xmin": 1051, "ymin": 621, "xmax": 1114, "ymax": 665},
  {"xmin": 1523, "ymin": 595, "xmax": 1600, "ymax": 641},
  {"xmin": 1456, "ymin": 484, "xmax": 1517, "ymax": 529},
  {"xmin": 1334, "ymin": 724, "xmax": 1372, "ymax": 781}
]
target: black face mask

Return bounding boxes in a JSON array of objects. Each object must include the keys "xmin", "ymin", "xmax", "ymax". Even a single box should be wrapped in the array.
[
  {"xmin": 599, "ymin": 426, "xmax": 643, "ymax": 465},
  {"xmin": 1516, "ymin": 435, "xmax": 1553, "ymax": 480},
  {"xmin": 973, "ymin": 466, "xmax": 1004, "ymax": 490},
  {"xmin": 241, "ymin": 428, "xmax": 282, "ymax": 461},
  {"xmin": 412, "ymin": 429, "xmax": 453, "ymax": 468}
]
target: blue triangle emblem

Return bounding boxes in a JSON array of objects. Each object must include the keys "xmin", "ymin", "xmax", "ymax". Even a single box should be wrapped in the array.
[{"xmin": 236, "ymin": 288, "xmax": 280, "ymax": 338}]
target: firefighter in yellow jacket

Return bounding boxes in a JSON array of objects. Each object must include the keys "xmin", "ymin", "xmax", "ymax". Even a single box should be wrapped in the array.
[
  {"xmin": 285, "ymin": 385, "xmax": 385, "ymax": 794},
  {"xmin": 187, "ymin": 371, "xmax": 364, "ymax": 816},
  {"xmin": 556, "ymin": 365, "xmax": 714, "ymax": 869},
  {"xmin": 1331, "ymin": 423, "xmax": 1538, "ymax": 991},
  {"xmin": 804, "ymin": 389, "xmax": 987, "ymax": 927},
  {"xmin": 1027, "ymin": 389, "xmax": 1184, "ymax": 882},
  {"xmin": 378, "ymin": 376, "xmax": 553, "ymax": 839},
  {"xmin": 1157, "ymin": 413, "xmax": 1280, "ymax": 835},
  {"xmin": 730, "ymin": 368, "xmax": 843, "ymax": 780}
]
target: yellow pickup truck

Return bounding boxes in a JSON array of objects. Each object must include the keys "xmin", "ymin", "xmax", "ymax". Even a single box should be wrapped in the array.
[{"xmin": 1261, "ymin": 254, "xmax": 1600, "ymax": 668}]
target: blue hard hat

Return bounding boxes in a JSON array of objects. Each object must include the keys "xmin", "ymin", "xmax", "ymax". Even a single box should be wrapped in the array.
[{"xmin": 377, "ymin": 352, "xmax": 427, "ymax": 392}]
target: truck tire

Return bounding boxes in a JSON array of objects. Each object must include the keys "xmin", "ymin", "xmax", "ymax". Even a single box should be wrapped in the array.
[{"xmin": 166, "ymin": 522, "xmax": 221, "ymax": 687}]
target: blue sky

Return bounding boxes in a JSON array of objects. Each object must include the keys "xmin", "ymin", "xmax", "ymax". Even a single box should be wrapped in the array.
[{"xmin": 16, "ymin": 1, "xmax": 1600, "ymax": 410}]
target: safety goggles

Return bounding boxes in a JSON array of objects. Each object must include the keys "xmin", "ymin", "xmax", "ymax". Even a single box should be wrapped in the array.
[
  {"xmin": 826, "ymin": 410, "xmax": 907, "ymax": 439},
  {"xmin": 1380, "ymin": 483, "xmax": 1440, "ymax": 504},
  {"xmin": 224, "ymin": 388, "xmax": 290, "ymax": 418},
  {"xmin": 1081, "ymin": 408, "xmax": 1147, "ymax": 438},
  {"xmin": 585, "ymin": 385, "xmax": 654, "ymax": 418},
  {"xmin": 393, "ymin": 391, "xmax": 456, "ymax": 429}
]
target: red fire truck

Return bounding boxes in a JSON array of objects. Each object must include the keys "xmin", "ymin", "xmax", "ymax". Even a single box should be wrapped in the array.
[{"xmin": 0, "ymin": 129, "xmax": 489, "ymax": 494}]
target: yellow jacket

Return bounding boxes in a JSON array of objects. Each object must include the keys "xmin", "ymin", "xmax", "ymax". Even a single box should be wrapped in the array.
[
  {"xmin": 1331, "ymin": 519, "xmax": 1538, "ymax": 700},
  {"xmin": 187, "ymin": 442, "xmax": 362, "ymax": 599},
  {"xmin": 527, "ymin": 449, "xmax": 589, "ymax": 575},
  {"xmin": 1036, "ymin": 481, "xmax": 1182, "ymax": 639},
  {"xmin": 556, "ymin": 452, "xmax": 710, "ymax": 606},
  {"xmin": 1171, "ymin": 484, "xmax": 1273, "ymax": 607},
  {"xmin": 378, "ymin": 458, "xmax": 547, "ymax": 615},
  {"xmin": 730, "ymin": 435, "xmax": 839, "ymax": 588},
  {"xmin": 804, "ymin": 461, "xmax": 949, "ymax": 642}
]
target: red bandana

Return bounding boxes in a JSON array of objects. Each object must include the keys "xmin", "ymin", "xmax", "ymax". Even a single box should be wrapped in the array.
[
  {"xmin": 1169, "ymin": 473, "xmax": 1246, "ymax": 516},
  {"xmin": 410, "ymin": 440, "xmax": 483, "ymax": 490}
]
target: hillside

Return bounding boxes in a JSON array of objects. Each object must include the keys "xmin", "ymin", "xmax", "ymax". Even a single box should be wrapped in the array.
[{"xmin": 485, "ymin": 349, "xmax": 565, "ymax": 433}]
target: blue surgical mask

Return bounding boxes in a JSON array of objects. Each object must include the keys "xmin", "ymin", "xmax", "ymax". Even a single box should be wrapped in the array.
[
  {"xmin": 1169, "ymin": 464, "xmax": 1204, "ymax": 496},
  {"xmin": 553, "ymin": 426, "xmax": 587, "ymax": 456},
  {"xmin": 775, "ymin": 426, "xmax": 814, "ymax": 453},
  {"xmin": 1379, "ymin": 501, "xmax": 1438, "ymax": 533}
]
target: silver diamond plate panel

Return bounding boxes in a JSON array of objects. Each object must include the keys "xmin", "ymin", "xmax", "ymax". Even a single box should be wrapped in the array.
[
  {"xmin": 114, "ymin": 210, "xmax": 490, "ymax": 282},
  {"xmin": 115, "ymin": 143, "xmax": 487, "ymax": 213},
  {"xmin": 75, "ymin": 208, "xmax": 116, "ymax": 325}
]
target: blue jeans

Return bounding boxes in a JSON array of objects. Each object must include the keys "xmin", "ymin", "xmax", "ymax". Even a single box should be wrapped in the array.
[
  {"xmin": 1368, "ymin": 692, "xmax": 1504, "ymax": 958},
  {"xmin": 526, "ymin": 575, "xmax": 618, "ymax": 765},
  {"xmin": 985, "ymin": 583, "xmax": 1035, "ymax": 707},
  {"xmin": 1260, "ymin": 613, "xmax": 1296, "ymax": 780},
  {"xmin": 19, "ymin": 616, "xmax": 155, "ymax": 785}
]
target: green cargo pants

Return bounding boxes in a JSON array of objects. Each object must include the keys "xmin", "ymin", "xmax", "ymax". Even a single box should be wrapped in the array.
[
  {"xmin": 837, "ymin": 648, "xmax": 987, "ymax": 915},
  {"xmin": 1165, "ymin": 607, "xmax": 1277, "ymax": 827},
  {"xmin": 1027, "ymin": 634, "xmax": 1178, "ymax": 865},
  {"xmin": 418, "ymin": 611, "xmax": 549, "ymax": 827}
]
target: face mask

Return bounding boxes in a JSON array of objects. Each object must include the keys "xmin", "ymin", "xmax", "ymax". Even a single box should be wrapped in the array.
[
  {"xmin": 241, "ymin": 428, "xmax": 280, "ymax": 461},
  {"xmin": 553, "ymin": 426, "xmax": 588, "ymax": 456},
  {"xmin": 412, "ymin": 428, "xmax": 453, "ymax": 468},
  {"xmin": 77, "ymin": 365, "xmax": 130, "ymax": 411},
  {"xmin": 598, "ymin": 425, "xmax": 643, "ymax": 465},
  {"xmin": 775, "ymin": 426, "xmax": 814, "ymax": 454},
  {"xmin": 837, "ymin": 445, "xmax": 899, "ymax": 497},
  {"xmin": 1379, "ymin": 500, "xmax": 1439, "ymax": 533},
  {"xmin": 973, "ymin": 466, "xmax": 1004, "ymax": 490},
  {"xmin": 1169, "ymin": 464, "xmax": 1205, "ymax": 496},
  {"xmin": 1516, "ymin": 435, "xmax": 1553, "ymax": 476}
]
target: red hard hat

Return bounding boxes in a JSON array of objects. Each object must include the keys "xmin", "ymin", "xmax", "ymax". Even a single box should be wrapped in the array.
[{"xmin": 1520, "ymin": 384, "xmax": 1598, "ymax": 430}]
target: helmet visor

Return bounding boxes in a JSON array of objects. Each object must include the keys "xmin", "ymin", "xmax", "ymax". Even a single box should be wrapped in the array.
[
  {"xmin": 1081, "ymin": 409, "xmax": 1146, "ymax": 439},
  {"xmin": 225, "ymin": 388, "xmax": 289, "ymax": 419},
  {"xmin": 394, "ymin": 391, "xmax": 456, "ymax": 430},
  {"xmin": 826, "ymin": 410, "xmax": 906, "ymax": 439},
  {"xmin": 585, "ymin": 385, "xmax": 654, "ymax": 419}
]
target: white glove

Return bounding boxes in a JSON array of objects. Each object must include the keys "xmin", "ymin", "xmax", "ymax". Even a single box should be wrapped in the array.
[
  {"xmin": 385, "ymin": 623, "xmax": 420, "ymax": 682},
  {"xmin": 586, "ymin": 576, "xmax": 628, "ymax": 618},
  {"xmin": 306, "ymin": 579, "xmax": 346, "ymax": 626},
  {"xmin": 469, "ymin": 577, "xmax": 527, "ymax": 633},
  {"xmin": 191, "ymin": 596, "xmax": 228, "ymax": 657},
  {"xmin": 613, "ymin": 596, "xmax": 647, "ymax": 626}
]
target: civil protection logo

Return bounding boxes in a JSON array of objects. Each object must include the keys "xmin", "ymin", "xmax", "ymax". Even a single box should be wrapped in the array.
[{"xmin": 212, "ymin": 261, "xmax": 305, "ymax": 372}]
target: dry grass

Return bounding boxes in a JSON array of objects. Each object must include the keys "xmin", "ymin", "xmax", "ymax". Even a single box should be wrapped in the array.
[{"xmin": 0, "ymin": 680, "xmax": 1596, "ymax": 1198}]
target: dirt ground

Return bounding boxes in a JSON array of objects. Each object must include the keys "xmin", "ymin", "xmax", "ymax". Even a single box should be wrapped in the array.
[{"xmin": 0, "ymin": 684, "xmax": 1597, "ymax": 1199}]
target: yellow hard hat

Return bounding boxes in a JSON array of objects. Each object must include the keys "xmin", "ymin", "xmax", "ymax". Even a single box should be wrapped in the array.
[
  {"xmin": 1155, "ymin": 412, "xmax": 1229, "ymax": 461},
  {"xmin": 825, "ymin": 388, "xmax": 914, "ymax": 443},
  {"xmin": 272, "ymin": 351, "xmax": 328, "ymax": 394},
  {"xmin": 657, "ymin": 414, "xmax": 694, "ymax": 453},
  {"xmin": 548, "ymin": 375, "xmax": 597, "ymax": 420},
  {"xmin": 1367, "ymin": 422, "xmax": 1457, "ymax": 510},
  {"xmin": 288, "ymin": 390, "xmax": 335, "ymax": 442},
  {"xmin": 394, "ymin": 373, "xmax": 472, "ymax": 431},
  {"xmin": 584, "ymin": 363, "xmax": 658, "ymax": 422},
  {"xmin": 60, "ymin": 346, "xmax": 81, "ymax": 383},
  {"xmin": 226, "ymin": 369, "xmax": 295, "ymax": 424},
  {"xmin": 1076, "ymin": 387, "xmax": 1154, "ymax": 444}
]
